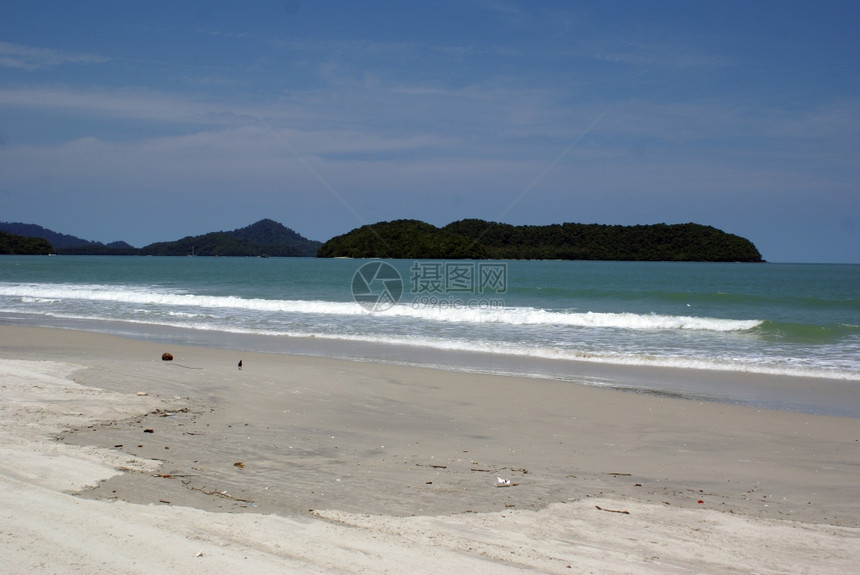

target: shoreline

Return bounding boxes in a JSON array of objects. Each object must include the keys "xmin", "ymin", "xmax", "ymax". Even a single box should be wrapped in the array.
[
  {"xmin": 2, "ymin": 324, "xmax": 860, "ymax": 572},
  {"xmin": 3, "ymin": 314, "xmax": 858, "ymax": 417}
]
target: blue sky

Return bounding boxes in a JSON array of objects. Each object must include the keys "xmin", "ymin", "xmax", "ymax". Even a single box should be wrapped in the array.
[{"xmin": 1, "ymin": 1, "xmax": 857, "ymax": 262}]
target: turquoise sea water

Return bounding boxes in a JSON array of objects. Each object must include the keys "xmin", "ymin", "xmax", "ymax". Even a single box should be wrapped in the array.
[{"xmin": 1, "ymin": 256, "xmax": 858, "ymax": 413}]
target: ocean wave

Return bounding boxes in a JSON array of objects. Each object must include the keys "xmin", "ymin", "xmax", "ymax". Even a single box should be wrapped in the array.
[
  {"xmin": 0, "ymin": 283, "xmax": 761, "ymax": 333},
  {"xmin": 0, "ymin": 283, "xmax": 362, "ymax": 315},
  {"xmin": 289, "ymin": 333, "xmax": 857, "ymax": 380},
  {"xmin": 20, "ymin": 296, "xmax": 61, "ymax": 304},
  {"xmin": 1, "ymin": 306, "xmax": 854, "ymax": 380},
  {"xmin": 754, "ymin": 320, "xmax": 860, "ymax": 343},
  {"xmin": 385, "ymin": 305, "xmax": 761, "ymax": 331}
]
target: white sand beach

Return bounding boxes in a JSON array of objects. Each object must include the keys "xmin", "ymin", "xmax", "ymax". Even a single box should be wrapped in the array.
[{"xmin": 1, "ymin": 325, "xmax": 858, "ymax": 574}]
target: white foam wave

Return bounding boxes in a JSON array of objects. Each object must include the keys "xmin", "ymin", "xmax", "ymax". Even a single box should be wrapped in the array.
[
  {"xmin": 20, "ymin": 296, "xmax": 61, "ymax": 304},
  {"xmin": 0, "ymin": 283, "xmax": 762, "ymax": 333},
  {"xmin": 288, "ymin": 332, "xmax": 860, "ymax": 380},
  {"xmin": 385, "ymin": 305, "xmax": 761, "ymax": 331},
  {"xmin": 2, "ymin": 306, "xmax": 853, "ymax": 380},
  {"xmin": 0, "ymin": 283, "xmax": 363, "ymax": 315}
]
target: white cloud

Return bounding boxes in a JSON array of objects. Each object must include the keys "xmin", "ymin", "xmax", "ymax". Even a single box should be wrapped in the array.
[
  {"xmin": 585, "ymin": 39, "xmax": 730, "ymax": 70},
  {"xmin": 0, "ymin": 86, "xmax": 219, "ymax": 123},
  {"xmin": 0, "ymin": 42, "xmax": 108, "ymax": 70}
]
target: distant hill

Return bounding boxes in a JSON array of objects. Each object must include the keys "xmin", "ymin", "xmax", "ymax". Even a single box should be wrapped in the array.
[
  {"xmin": 139, "ymin": 219, "xmax": 321, "ymax": 257},
  {"xmin": 0, "ymin": 221, "xmax": 135, "ymax": 254},
  {"xmin": 0, "ymin": 230, "xmax": 53, "ymax": 255},
  {"xmin": 1, "ymin": 219, "xmax": 321, "ymax": 256},
  {"xmin": 106, "ymin": 241, "xmax": 136, "ymax": 250},
  {"xmin": 0, "ymin": 222, "xmax": 94, "ymax": 249},
  {"xmin": 3, "ymin": 218, "xmax": 763, "ymax": 261},
  {"xmin": 316, "ymin": 219, "xmax": 488, "ymax": 259},
  {"xmin": 317, "ymin": 219, "xmax": 765, "ymax": 262}
]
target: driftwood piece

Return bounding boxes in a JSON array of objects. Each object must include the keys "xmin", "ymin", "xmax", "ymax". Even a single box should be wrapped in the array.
[
  {"xmin": 595, "ymin": 505, "xmax": 630, "ymax": 514},
  {"xmin": 181, "ymin": 480, "xmax": 254, "ymax": 503}
]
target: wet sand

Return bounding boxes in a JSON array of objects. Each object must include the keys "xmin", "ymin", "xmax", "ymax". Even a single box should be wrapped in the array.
[{"xmin": 2, "ymin": 325, "xmax": 859, "ymax": 573}]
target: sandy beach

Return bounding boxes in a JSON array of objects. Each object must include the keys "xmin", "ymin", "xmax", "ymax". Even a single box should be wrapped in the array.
[{"xmin": 1, "ymin": 324, "xmax": 858, "ymax": 573}]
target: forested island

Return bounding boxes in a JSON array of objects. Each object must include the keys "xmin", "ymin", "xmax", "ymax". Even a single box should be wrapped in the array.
[
  {"xmin": 0, "ymin": 222, "xmax": 129, "ymax": 253},
  {"xmin": 136, "ymin": 219, "xmax": 320, "ymax": 257},
  {"xmin": 0, "ymin": 220, "xmax": 321, "ymax": 257},
  {"xmin": 0, "ymin": 230, "xmax": 53, "ymax": 255},
  {"xmin": 2, "ymin": 218, "xmax": 764, "ymax": 261},
  {"xmin": 317, "ymin": 219, "xmax": 765, "ymax": 262}
]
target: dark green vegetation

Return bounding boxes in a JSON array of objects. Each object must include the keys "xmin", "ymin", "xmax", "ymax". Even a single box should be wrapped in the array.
[
  {"xmin": 0, "ymin": 230, "xmax": 54, "ymax": 255},
  {"xmin": 0, "ymin": 220, "xmax": 321, "ymax": 257},
  {"xmin": 139, "ymin": 219, "xmax": 321, "ymax": 257},
  {"xmin": 0, "ymin": 222, "xmax": 137, "ymax": 254},
  {"xmin": 57, "ymin": 241, "xmax": 139, "ymax": 255},
  {"xmin": 0, "ymin": 222, "xmax": 98, "ymax": 250},
  {"xmin": 317, "ymin": 220, "xmax": 488, "ymax": 259},
  {"xmin": 318, "ymin": 219, "xmax": 765, "ymax": 262},
  {"xmin": 3, "ymin": 218, "xmax": 763, "ymax": 261}
]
